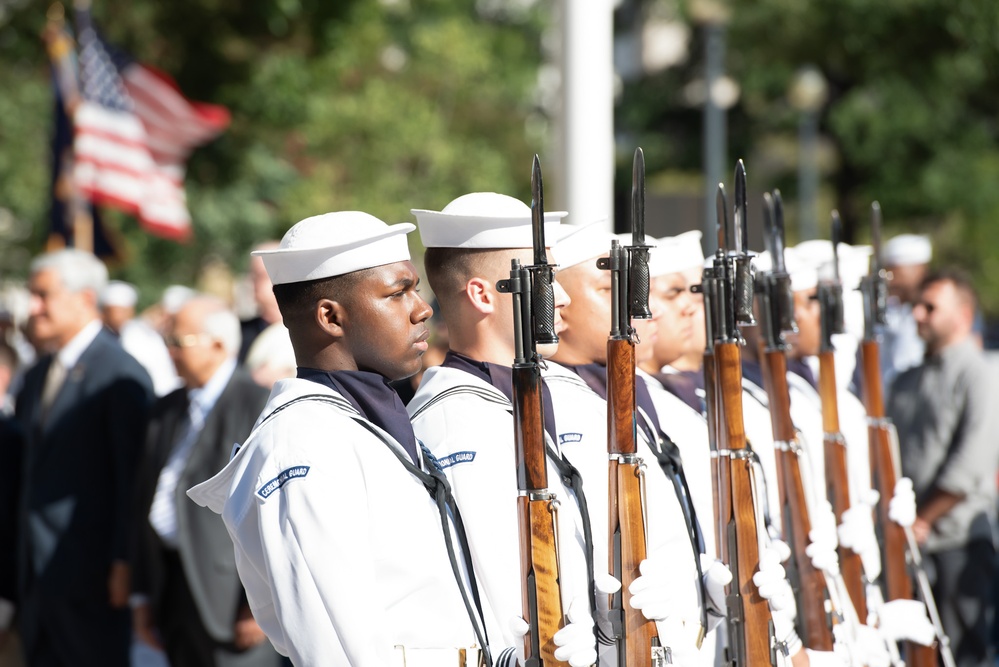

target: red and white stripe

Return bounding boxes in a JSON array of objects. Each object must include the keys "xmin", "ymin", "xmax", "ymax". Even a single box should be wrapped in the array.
[{"xmin": 73, "ymin": 64, "xmax": 230, "ymax": 241}]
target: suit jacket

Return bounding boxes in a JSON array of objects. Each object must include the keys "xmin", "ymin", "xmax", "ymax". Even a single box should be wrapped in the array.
[
  {"xmin": 14, "ymin": 328, "xmax": 153, "ymax": 605},
  {"xmin": 0, "ymin": 415, "xmax": 23, "ymax": 606},
  {"xmin": 135, "ymin": 367, "xmax": 268, "ymax": 643}
]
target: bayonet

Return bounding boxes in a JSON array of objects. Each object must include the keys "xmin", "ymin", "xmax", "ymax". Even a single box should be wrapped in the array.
[
  {"xmin": 629, "ymin": 147, "xmax": 652, "ymax": 320},
  {"xmin": 529, "ymin": 155, "xmax": 558, "ymax": 347}
]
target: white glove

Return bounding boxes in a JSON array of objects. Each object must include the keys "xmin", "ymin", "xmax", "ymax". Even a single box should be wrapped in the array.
[
  {"xmin": 805, "ymin": 529, "xmax": 840, "ymax": 575},
  {"xmin": 628, "ymin": 557, "xmax": 680, "ymax": 622},
  {"xmin": 877, "ymin": 599, "xmax": 936, "ymax": 646},
  {"xmin": 553, "ymin": 599, "xmax": 598, "ymax": 666},
  {"xmin": 805, "ymin": 648, "xmax": 851, "ymax": 667},
  {"xmin": 509, "ymin": 598, "xmax": 598, "ymax": 667},
  {"xmin": 888, "ymin": 478, "xmax": 917, "ymax": 528},
  {"xmin": 853, "ymin": 623, "xmax": 892, "ymax": 667},
  {"xmin": 808, "ymin": 500, "xmax": 842, "ymax": 576},
  {"xmin": 771, "ymin": 537, "xmax": 793, "ymax": 563},
  {"xmin": 699, "ymin": 553, "xmax": 732, "ymax": 614},
  {"xmin": 837, "ymin": 502, "xmax": 881, "ymax": 581},
  {"xmin": 753, "ymin": 547, "xmax": 796, "ymax": 615}
]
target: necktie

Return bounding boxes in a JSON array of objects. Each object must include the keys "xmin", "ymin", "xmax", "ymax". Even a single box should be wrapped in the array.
[{"xmin": 41, "ymin": 357, "xmax": 67, "ymax": 417}]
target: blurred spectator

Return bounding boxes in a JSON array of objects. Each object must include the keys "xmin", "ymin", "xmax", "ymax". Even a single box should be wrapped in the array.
[
  {"xmin": 101, "ymin": 281, "xmax": 181, "ymax": 397},
  {"xmin": 15, "ymin": 249, "xmax": 153, "ymax": 667},
  {"xmin": 0, "ymin": 341, "xmax": 24, "ymax": 667},
  {"xmin": 0, "ymin": 341, "xmax": 17, "ymax": 415},
  {"xmin": 238, "ymin": 242, "xmax": 282, "ymax": 364},
  {"xmin": 243, "ymin": 322, "xmax": 296, "ymax": 390},
  {"xmin": 887, "ymin": 269, "xmax": 999, "ymax": 667},
  {"xmin": 882, "ymin": 233, "xmax": 931, "ymax": 388},
  {"xmin": 133, "ymin": 295, "xmax": 278, "ymax": 667}
]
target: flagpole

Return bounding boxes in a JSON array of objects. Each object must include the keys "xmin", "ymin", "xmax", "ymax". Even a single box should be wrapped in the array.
[{"xmin": 44, "ymin": 2, "xmax": 95, "ymax": 254}]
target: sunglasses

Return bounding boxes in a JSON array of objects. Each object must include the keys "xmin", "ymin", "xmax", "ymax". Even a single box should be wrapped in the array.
[{"xmin": 164, "ymin": 333, "xmax": 212, "ymax": 349}]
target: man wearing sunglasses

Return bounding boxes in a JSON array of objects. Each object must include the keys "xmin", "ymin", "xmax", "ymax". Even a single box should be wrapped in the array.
[
  {"xmin": 134, "ymin": 295, "xmax": 278, "ymax": 667},
  {"xmin": 887, "ymin": 269, "xmax": 999, "ymax": 667}
]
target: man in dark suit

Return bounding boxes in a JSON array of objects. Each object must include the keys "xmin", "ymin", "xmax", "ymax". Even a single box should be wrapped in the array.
[
  {"xmin": 15, "ymin": 249, "xmax": 153, "ymax": 667},
  {"xmin": 133, "ymin": 295, "xmax": 278, "ymax": 667}
]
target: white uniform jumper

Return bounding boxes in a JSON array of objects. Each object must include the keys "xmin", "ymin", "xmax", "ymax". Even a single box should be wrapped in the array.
[
  {"xmin": 188, "ymin": 375, "xmax": 485, "ymax": 667},
  {"xmin": 545, "ymin": 362, "xmax": 716, "ymax": 665},
  {"xmin": 408, "ymin": 357, "xmax": 592, "ymax": 667}
]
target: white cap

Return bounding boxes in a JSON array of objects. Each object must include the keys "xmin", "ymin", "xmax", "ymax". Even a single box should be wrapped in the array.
[
  {"xmin": 883, "ymin": 234, "xmax": 932, "ymax": 267},
  {"xmin": 648, "ymin": 231, "xmax": 705, "ymax": 278},
  {"xmin": 793, "ymin": 240, "xmax": 873, "ymax": 288},
  {"xmin": 413, "ymin": 192, "xmax": 567, "ymax": 249},
  {"xmin": 551, "ymin": 223, "xmax": 614, "ymax": 269},
  {"xmin": 101, "ymin": 280, "xmax": 138, "ymax": 308},
  {"xmin": 783, "ymin": 247, "xmax": 819, "ymax": 292},
  {"xmin": 162, "ymin": 285, "xmax": 196, "ymax": 315},
  {"xmin": 254, "ymin": 211, "xmax": 414, "ymax": 286},
  {"xmin": 245, "ymin": 322, "xmax": 297, "ymax": 373}
]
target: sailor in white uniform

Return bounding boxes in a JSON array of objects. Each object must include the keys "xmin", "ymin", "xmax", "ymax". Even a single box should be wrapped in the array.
[
  {"xmin": 408, "ymin": 193, "xmax": 597, "ymax": 667},
  {"xmin": 187, "ymin": 212, "xmax": 489, "ymax": 666},
  {"xmin": 545, "ymin": 224, "xmax": 731, "ymax": 667}
]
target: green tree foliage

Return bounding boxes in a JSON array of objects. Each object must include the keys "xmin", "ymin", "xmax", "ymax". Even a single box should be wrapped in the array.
[
  {"xmin": 0, "ymin": 0, "xmax": 546, "ymax": 303},
  {"xmin": 618, "ymin": 0, "xmax": 999, "ymax": 313}
]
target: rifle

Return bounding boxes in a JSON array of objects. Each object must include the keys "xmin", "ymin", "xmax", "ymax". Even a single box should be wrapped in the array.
[
  {"xmin": 703, "ymin": 161, "xmax": 778, "ymax": 667},
  {"xmin": 756, "ymin": 192, "xmax": 835, "ymax": 650},
  {"xmin": 859, "ymin": 202, "xmax": 954, "ymax": 667},
  {"xmin": 497, "ymin": 155, "xmax": 566, "ymax": 666},
  {"xmin": 598, "ymin": 147, "xmax": 668, "ymax": 666},
  {"xmin": 816, "ymin": 213, "xmax": 868, "ymax": 621}
]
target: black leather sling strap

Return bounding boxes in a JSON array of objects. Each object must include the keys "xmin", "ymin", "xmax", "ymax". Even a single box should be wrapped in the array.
[{"xmin": 254, "ymin": 394, "xmax": 492, "ymax": 666}]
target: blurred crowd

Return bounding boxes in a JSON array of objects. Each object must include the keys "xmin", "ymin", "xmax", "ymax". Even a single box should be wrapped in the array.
[{"xmin": 0, "ymin": 227, "xmax": 996, "ymax": 667}]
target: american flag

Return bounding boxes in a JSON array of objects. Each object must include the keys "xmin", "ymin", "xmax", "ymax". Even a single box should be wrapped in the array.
[{"xmin": 73, "ymin": 8, "xmax": 230, "ymax": 241}]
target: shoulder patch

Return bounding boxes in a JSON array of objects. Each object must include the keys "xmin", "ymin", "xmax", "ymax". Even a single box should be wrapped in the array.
[
  {"xmin": 257, "ymin": 466, "xmax": 311, "ymax": 499},
  {"xmin": 559, "ymin": 432, "xmax": 583, "ymax": 445},
  {"xmin": 436, "ymin": 451, "xmax": 476, "ymax": 469}
]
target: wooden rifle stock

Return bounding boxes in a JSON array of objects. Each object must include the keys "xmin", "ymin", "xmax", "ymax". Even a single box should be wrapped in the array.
[
  {"xmin": 761, "ymin": 349, "xmax": 834, "ymax": 650},
  {"xmin": 817, "ymin": 352, "xmax": 867, "ymax": 621},
  {"xmin": 860, "ymin": 340, "xmax": 937, "ymax": 667},
  {"xmin": 715, "ymin": 342, "xmax": 775, "ymax": 667},
  {"xmin": 607, "ymin": 338, "xmax": 663, "ymax": 665},
  {"xmin": 513, "ymin": 360, "xmax": 567, "ymax": 666}
]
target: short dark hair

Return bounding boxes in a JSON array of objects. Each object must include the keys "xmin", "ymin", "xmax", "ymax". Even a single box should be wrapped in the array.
[
  {"xmin": 272, "ymin": 270, "xmax": 367, "ymax": 326},
  {"xmin": 921, "ymin": 268, "xmax": 978, "ymax": 309},
  {"xmin": 423, "ymin": 248, "xmax": 492, "ymax": 295}
]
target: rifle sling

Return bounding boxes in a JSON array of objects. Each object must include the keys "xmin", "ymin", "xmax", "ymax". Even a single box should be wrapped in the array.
[
  {"xmin": 634, "ymin": 385, "xmax": 710, "ymax": 633},
  {"xmin": 255, "ymin": 394, "xmax": 493, "ymax": 666}
]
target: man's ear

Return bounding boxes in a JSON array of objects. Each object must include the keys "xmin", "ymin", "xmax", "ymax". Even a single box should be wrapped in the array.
[
  {"xmin": 315, "ymin": 298, "xmax": 347, "ymax": 339},
  {"xmin": 465, "ymin": 277, "xmax": 496, "ymax": 316}
]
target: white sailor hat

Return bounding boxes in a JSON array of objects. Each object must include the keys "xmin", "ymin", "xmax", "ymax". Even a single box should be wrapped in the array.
[
  {"xmin": 552, "ymin": 222, "xmax": 615, "ymax": 269},
  {"xmin": 793, "ymin": 240, "xmax": 873, "ymax": 288},
  {"xmin": 883, "ymin": 233, "xmax": 931, "ymax": 267},
  {"xmin": 162, "ymin": 285, "xmax": 196, "ymax": 314},
  {"xmin": 412, "ymin": 192, "xmax": 567, "ymax": 249},
  {"xmin": 780, "ymin": 247, "xmax": 819, "ymax": 292},
  {"xmin": 647, "ymin": 231, "xmax": 705, "ymax": 278},
  {"xmin": 100, "ymin": 280, "xmax": 138, "ymax": 308},
  {"xmin": 253, "ymin": 211, "xmax": 414, "ymax": 286}
]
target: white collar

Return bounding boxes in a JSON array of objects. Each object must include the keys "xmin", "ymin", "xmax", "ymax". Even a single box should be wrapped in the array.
[{"xmin": 56, "ymin": 319, "xmax": 103, "ymax": 370}]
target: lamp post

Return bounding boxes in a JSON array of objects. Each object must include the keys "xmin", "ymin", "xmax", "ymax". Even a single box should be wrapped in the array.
[
  {"xmin": 789, "ymin": 66, "xmax": 828, "ymax": 242},
  {"xmin": 691, "ymin": 0, "xmax": 731, "ymax": 255}
]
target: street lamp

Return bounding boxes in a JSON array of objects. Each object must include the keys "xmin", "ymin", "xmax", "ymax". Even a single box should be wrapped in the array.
[
  {"xmin": 789, "ymin": 66, "xmax": 828, "ymax": 242},
  {"xmin": 691, "ymin": 0, "xmax": 731, "ymax": 255}
]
